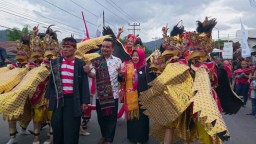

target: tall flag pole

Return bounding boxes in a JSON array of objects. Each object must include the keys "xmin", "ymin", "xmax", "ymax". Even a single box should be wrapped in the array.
[
  {"xmin": 81, "ymin": 11, "xmax": 90, "ymax": 39},
  {"xmin": 103, "ymin": 11, "xmax": 105, "ymax": 27}
]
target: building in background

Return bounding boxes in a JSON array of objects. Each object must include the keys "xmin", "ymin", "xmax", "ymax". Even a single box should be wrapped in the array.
[{"xmin": 0, "ymin": 30, "xmax": 8, "ymax": 41}]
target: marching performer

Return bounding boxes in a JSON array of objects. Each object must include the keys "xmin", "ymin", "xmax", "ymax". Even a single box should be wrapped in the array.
[
  {"xmin": 2, "ymin": 35, "xmax": 32, "ymax": 144},
  {"xmin": 139, "ymin": 18, "xmax": 232, "ymax": 144}
]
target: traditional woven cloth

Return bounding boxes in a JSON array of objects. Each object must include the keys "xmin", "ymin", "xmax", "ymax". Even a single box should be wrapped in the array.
[
  {"xmin": 0, "ymin": 67, "xmax": 9, "ymax": 73},
  {"xmin": 92, "ymin": 56, "xmax": 115, "ymax": 115},
  {"xmin": 0, "ymin": 68, "xmax": 28, "ymax": 93},
  {"xmin": 190, "ymin": 66, "xmax": 230, "ymax": 142},
  {"xmin": 140, "ymin": 62, "xmax": 193, "ymax": 126},
  {"xmin": 0, "ymin": 66, "xmax": 50, "ymax": 120},
  {"xmin": 123, "ymin": 62, "xmax": 139, "ymax": 120}
]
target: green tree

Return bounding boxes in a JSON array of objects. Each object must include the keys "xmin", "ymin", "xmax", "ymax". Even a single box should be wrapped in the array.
[
  {"xmin": 144, "ymin": 46, "xmax": 152, "ymax": 57},
  {"xmin": 6, "ymin": 27, "xmax": 21, "ymax": 41},
  {"xmin": 7, "ymin": 25, "xmax": 31, "ymax": 41}
]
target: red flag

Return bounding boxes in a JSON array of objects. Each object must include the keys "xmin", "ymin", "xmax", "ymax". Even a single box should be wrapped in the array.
[{"xmin": 81, "ymin": 11, "xmax": 90, "ymax": 39}]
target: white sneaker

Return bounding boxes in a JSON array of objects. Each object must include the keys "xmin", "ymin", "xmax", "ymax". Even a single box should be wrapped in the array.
[
  {"xmin": 80, "ymin": 131, "xmax": 91, "ymax": 136},
  {"xmin": 20, "ymin": 129, "xmax": 30, "ymax": 135},
  {"xmin": 43, "ymin": 142, "xmax": 51, "ymax": 144},
  {"xmin": 6, "ymin": 137, "xmax": 17, "ymax": 144}
]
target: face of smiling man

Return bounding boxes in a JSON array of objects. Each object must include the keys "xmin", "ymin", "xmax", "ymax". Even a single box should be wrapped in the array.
[{"xmin": 101, "ymin": 40, "xmax": 114, "ymax": 58}]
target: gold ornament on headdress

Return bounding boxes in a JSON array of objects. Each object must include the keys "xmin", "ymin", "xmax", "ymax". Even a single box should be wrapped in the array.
[
  {"xmin": 43, "ymin": 34, "xmax": 59, "ymax": 58},
  {"xmin": 186, "ymin": 17, "xmax": 217, "ymax": 60},
  {"xmin": 15, "ymin": 40, "xmax": 30, "ymax": 63},
  {"xmin": 162, "ymin": 21, "xmax": 188, "ymax": 55},
  {"xmin": 149, "ymin": 49, "xmax": 165, "ymax": 73},
  {"xmin": 16, "ymin": 40, "xmax": 30, "ymax": 54},
  {"xmin": 30, "ymin": 36, "xmax": 44, "ymax": 59}
]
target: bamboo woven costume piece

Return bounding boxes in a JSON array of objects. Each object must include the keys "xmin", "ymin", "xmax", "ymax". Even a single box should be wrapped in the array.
[
  {"xmin": 140, "ymin": 18, "xmax": 231, "ymax": 144},
  {"xmin": 0, "ymin": 66, "xmax": 9, "ymax": 73},
  {"xmin": 140, "ymin": 22, "xmax": 197, "ymax": 143},
  {"xmin": 0, "ymin": 66, "xmax": 50, "ymax": 120},
  {"xmin": 0, "ymin": 39, "xmax": 31, "ymax": 93}
]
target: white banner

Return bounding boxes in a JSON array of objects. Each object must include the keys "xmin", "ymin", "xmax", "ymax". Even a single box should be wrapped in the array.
[
  {"xmin": 240, "ymin": 20, "xmax": 251, "ymax": 58},
  {"xmin": 95, "ymin": 15, "xmax": 102, "ymax": 38},
  {"xmin": 222, "ymin": 42, "xmax": 233, "ymax": 59}
]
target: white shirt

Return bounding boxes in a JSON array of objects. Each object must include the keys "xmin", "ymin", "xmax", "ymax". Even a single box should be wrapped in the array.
[{"xmin": 91, "ymin": 55, "xmax": 122, "ymax": 99}]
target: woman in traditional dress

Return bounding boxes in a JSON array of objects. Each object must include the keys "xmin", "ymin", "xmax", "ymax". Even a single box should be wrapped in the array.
[{"xmin": 119, "ymin": 49, "xmax": 155, "ymax": 144}]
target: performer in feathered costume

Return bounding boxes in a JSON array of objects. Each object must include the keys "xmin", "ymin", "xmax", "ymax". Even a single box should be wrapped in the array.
[
  {"xmin": 0, "ymin": 35, "xmax": 32, "ymax": 144},
  {"xmin": 141, "ymin": 21, "xmax": 197, "ymax": 144},
  {"xmin": 0, "ymin": 34, "xmax": 48, "ymax": 144},
  {"xmin": 140, "ymin": 18, "xmax": 232, "ymax": 144},
  {"xmin": 41, "ymin": 33, "xmax": 60, "ymax": 144},
  {"xmin": 0, "ymin": 38, "xmax": 30, "ymax": 94},
  {"xmin": 28, "ymin": 25, "xmax": 60, "ymax": 144},
  {"xmin": 187, "ymin": 17, "xmax": 243, "ymax": 115}
]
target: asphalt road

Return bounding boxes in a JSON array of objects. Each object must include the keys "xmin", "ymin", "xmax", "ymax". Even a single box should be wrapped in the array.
[{"xmin": 0, "ymin": 101, "xmax": 256, "ymax": 144}]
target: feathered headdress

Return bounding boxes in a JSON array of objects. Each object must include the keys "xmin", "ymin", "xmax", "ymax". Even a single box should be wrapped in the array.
[
  {"xmin": 162, "ymin": 20, "xmax": 188, "ymax": 56},
  {"xmin": 30, "ymin": 35, "xmax": 44, "ymax": 59},
  {"xmin": 15, "ymin": 35, "xmax": 31, "ymax": 63},
  {"xmin": 43, "ymin": 34, "xmax": 60, "ymax": 58},
  {"xmin": 186, "ymin": 17, "xmax": 217, "ymax": 60}
]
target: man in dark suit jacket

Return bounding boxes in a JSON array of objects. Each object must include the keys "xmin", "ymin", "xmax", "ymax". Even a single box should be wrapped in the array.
[{"xmin": 45, "ymin": 37, "xmax": 90, "ymax": 144}]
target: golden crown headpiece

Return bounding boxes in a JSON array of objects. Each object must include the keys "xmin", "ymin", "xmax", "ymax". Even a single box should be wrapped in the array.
[
  {"xmin": 162, "ymin": 21, "xmax": 188, "ymax": 54},
  {"xmin": 16, "ymin": 39, "xmax": 30, "ymax": 54},
  {"xmin": 30, "ymin": 35, "xmax": 44, "ymax": 51},
  {"xmin": 43, "ymin": 34, "xmax": 60, "ymax": 51},
  {"xmin": 185, "ymin": 17, "xmax": 217, "ymax": 54},
  {"xmin": 15, "ymin": 36, "xmax": 31, "ymax": 62}
]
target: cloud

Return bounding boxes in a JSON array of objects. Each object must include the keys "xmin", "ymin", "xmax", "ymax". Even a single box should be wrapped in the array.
[{"xmin": 0, "ymin": 0, "xmax": 255, "ymax": 43}]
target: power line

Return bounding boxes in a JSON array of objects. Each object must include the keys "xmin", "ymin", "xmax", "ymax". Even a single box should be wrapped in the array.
[
  {"xmin": 70, "ymin": 0, "xmax": 98, "ymax": 17},
  {"xmin": 0, "ymin": 0, "xmax": 86, "ymax": 35},
  {"xmin": 0, "ymin": 5, "xmax": 84, "ymax": 35},
  {"xmin": 0, "ymin": 6, "xmax": 83, "ymax": 36},
  {"xmin": 128, "ymin": 23, "xmax": 140, "ymax": 36},
  {"xmin": 0, "ymin": 9, "xmax": 83, "ymax": 37},
  {"xmin": 0, "ymin": 25, "xmax": 12, "ymax": 29},
  {"xmin": 42, "ymin": 0, "xmax": 97, "ymax": 27},
  {"xmin": 94, "ymin": 0, "xmax": 130, "ymax": 24},
  {"xmin": 108, "ymin": 0, "xmax": 138, "ymax": 23},
  {"xmin": 69, "ymin": 0, "xmax": 115, "ymax": 28},
  {"xmin": 105, "ymin": 0, "xmax": 132, "ymax": 22}
]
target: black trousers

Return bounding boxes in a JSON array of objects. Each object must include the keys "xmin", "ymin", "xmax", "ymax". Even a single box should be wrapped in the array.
[
  {"xmin": 51, "ymin": 95, "xmax": 81, "ymax": 144},
  {"xmin": 96, "ymin": 99, "xmax": 118, "ymax": 142}
]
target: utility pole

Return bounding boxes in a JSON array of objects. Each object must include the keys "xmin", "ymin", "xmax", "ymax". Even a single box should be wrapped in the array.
[
  {"xmin": 103, "ymin": 11, "xmax": 105, "ymax": 27},
  {"xmin": 215, "ymin": 27, "xmax": 220, "ymax": 49},
  {"xmin": 128, "ymin": 23, "xmax": 140, "ymax": 35},
  {"xmin": 152, "ymin": 37, "xmax": 160, "ymax": 51}
]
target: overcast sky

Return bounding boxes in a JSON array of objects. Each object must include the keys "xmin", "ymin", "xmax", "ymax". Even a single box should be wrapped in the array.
[{"xmin": 0, "ymin": 0, "xmax": 255, "ymax": 42}]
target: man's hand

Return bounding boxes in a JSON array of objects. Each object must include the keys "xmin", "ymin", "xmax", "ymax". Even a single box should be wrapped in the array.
[
  {"xmin": 82, "ymin": 104, "xmax": 88, "ymax": 111},
  {"xmin": 8, "ymin": 64, "xmax": 15, "ymax": 70},
  {"xmin": 83, "ymin": 64, "xmax": 91, "ymax": 73},
  {"xmin": 118, "ymin": 26, "xmax": 124, "ymax": 34},
  {"xmin": 116, "ymin": 64, "xmax": 122, "ymax": 74},
  {"xmin": 162, "ymin": 24, "xmax": 169, "ymax": 35}
]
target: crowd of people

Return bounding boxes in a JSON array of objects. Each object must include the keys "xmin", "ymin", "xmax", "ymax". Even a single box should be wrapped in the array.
[
  {"xmin": 0, "ymin": 16, "xmax": 249, "ymax": 144},
  {"xmin": 214, "ymin": 56, "xmax": 256, "ymax": 118}
]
